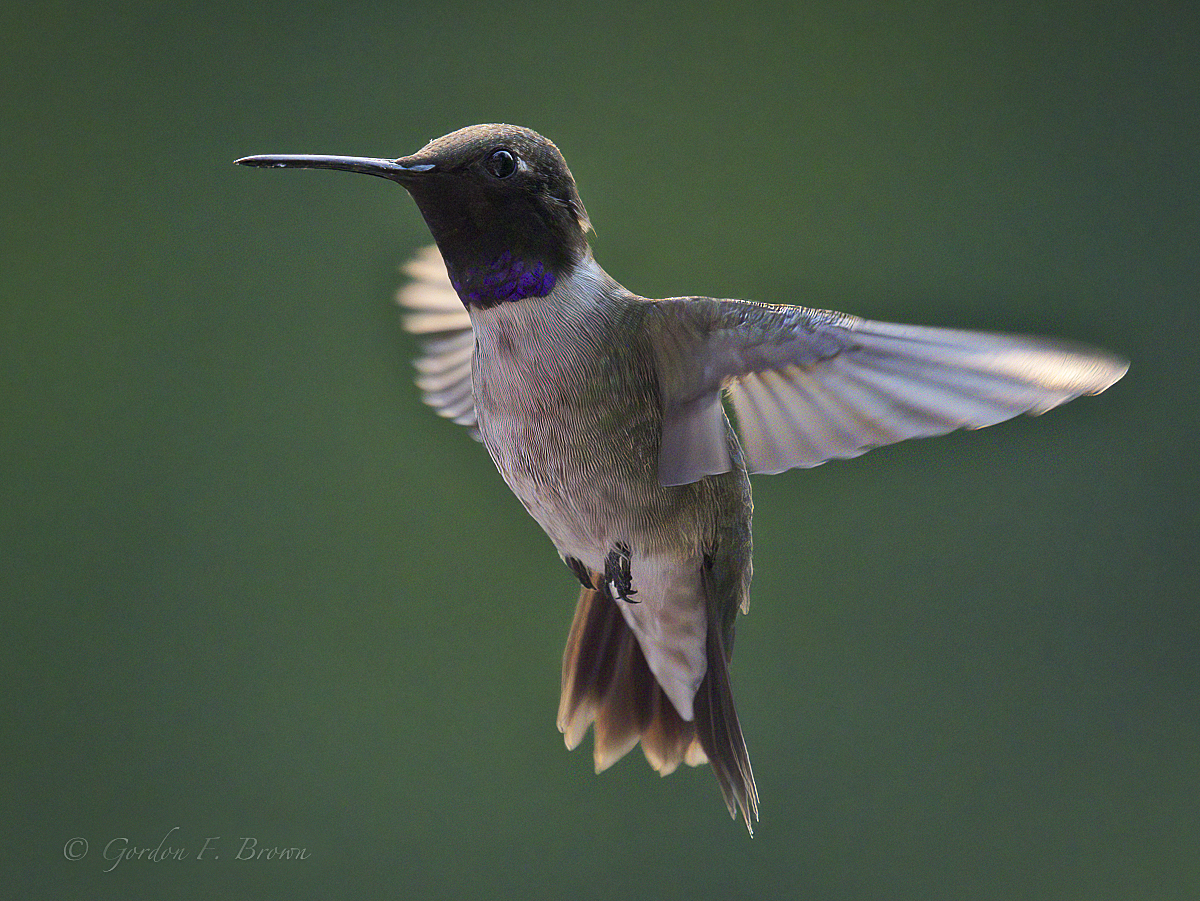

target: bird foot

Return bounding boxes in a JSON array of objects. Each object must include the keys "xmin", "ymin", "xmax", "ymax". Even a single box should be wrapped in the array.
[
  {"xmin": 565, "ymin": 555, "xmax": 594, "ymax": 590},
  {"xmin": 605, "ymin": 543, "xmax": 638, "ymax": 603}
]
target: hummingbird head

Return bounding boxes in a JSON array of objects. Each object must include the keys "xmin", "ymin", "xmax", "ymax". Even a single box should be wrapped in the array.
[{"xmin": 237, "ymin": 124, "xmax": 592, "ymax": 309}]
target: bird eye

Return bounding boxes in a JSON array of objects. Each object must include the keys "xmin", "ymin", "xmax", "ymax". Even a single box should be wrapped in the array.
[{"xmin": 486, "ymin": 149, "xmax": 517, "ymax": 178}]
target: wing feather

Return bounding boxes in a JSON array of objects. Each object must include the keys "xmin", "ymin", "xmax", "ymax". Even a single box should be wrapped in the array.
[
  {"xmin": 651, "ymin": 298, "xmax": 1127, "ymax": 482},
  {"xmin": 395, "ymin": 245, "xmax": 479, "ymax": 433}
]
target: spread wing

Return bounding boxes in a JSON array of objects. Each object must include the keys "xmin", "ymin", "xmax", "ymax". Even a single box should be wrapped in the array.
[
  {"xmin": 395, "ymin": 245, "xmax": 478, "ymax": 433},
  {"xmin": 649, "ymin": 298, "xmax": 1128, "ymax": 486}
]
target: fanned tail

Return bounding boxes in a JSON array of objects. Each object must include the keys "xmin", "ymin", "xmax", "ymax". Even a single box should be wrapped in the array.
[{"xmin": 557, "ymin": 572, "xmax": 758, "ymax": 834}]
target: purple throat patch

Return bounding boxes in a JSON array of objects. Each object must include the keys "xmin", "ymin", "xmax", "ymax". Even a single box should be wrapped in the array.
[{"xmin": 450, "ymin": 252, "xmax": 556, "ymax": 306}]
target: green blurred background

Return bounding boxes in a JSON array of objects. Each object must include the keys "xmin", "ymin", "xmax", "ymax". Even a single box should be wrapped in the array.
[{"xmin": 3, "ymin": 1, "xmax": 1197, "ymax": 898}]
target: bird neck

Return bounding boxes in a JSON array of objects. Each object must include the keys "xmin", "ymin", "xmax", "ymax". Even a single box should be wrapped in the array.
[
  {"xmin": 445, "ymin": 249, "xmax": 561, "ymax": 309},
  {"xmin": 406, "ymin": 181, "xmax": 591, "ymax": 310}
]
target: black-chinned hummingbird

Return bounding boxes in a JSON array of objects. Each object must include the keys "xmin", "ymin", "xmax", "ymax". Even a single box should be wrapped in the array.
[{"xmin": 236, "ymin": 124, "xmax": 1127, "ymax": 833}]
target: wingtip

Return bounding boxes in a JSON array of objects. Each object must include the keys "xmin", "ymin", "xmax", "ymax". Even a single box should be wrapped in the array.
[{"xmin": 1094, "ymin": 355, "xmax": 1130, "ymax": 394}]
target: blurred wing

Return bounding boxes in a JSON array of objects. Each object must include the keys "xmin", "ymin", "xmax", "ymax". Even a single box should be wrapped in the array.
[
  {"xmin": 395, "ymin": 245, "xmax": 479, "ymax": 433},
  {"xmin": 650, "ymin": 298, "xmax": 1128, "ymax": 486}
]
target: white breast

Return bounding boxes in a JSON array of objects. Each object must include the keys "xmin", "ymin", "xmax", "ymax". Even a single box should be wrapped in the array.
[
  {"xmin": 467, "ymin": 258, "xmax": 632, "ymax": 565},
  {"xmin": 466, "ymin": 258, "xmax": 715, "ymax": 721}
]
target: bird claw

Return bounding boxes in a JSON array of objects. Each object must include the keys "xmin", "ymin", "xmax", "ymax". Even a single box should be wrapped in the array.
[
  {"xmin": 565, "ymin": 555, "xmax": 594, "ymax": 590},
  {"xmin": 605, "ymin": 543, "xmax": 638, "ymax": 603}
]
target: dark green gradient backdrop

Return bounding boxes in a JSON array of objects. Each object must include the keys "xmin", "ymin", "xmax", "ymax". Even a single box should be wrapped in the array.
[{"xmin": 3, "ymin": 2, "xmax": 1196, "ymax": 898}]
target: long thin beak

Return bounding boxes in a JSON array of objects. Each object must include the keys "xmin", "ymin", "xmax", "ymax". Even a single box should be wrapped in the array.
[{"xmin": 234, "ymin": 154, "xmax": 434, "ymax": 181}]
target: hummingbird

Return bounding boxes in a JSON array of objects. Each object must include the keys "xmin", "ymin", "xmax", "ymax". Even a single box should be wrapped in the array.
[{"xmin": 236, "ymin": 124, "xmax": 1127, "ymax": 833}]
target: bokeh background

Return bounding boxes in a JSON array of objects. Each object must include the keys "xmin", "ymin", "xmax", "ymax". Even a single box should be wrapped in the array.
[{"xmin": 4, "ymin": 1, "xmax": 1197, "ymax": 898}]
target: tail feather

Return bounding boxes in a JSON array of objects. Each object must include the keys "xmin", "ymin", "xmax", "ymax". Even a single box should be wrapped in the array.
[
  {"xmin": 558, "ymin": 579, "xmax": 619, "ymax": 751},
  {"xmin": 592, "ymin": 624, "xmax": 653, "ymax": 771},
  {"xmin": 558, "ymin": 572, "xmax": 759, "ymax": 833},
  {"xmin": 641, "ymin": 682, "xmax": 696, "ymax": 776},
  {"xmin": 694, "ymin": 563, "xmax": 759, "ymax": 830}
]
